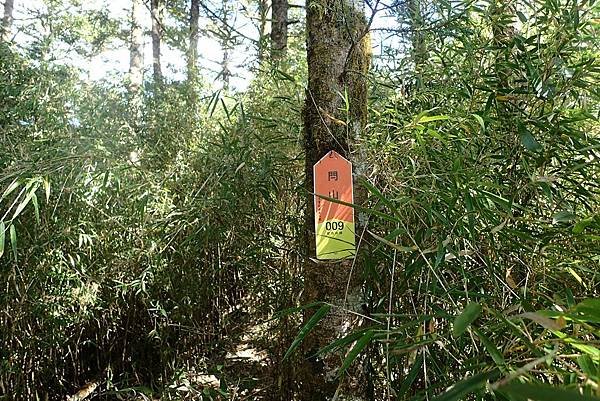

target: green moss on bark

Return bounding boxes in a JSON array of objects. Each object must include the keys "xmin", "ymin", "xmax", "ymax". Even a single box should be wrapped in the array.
[{"xmin": 301, "ymin": 0, "xmax": 371, "ymax": 399}]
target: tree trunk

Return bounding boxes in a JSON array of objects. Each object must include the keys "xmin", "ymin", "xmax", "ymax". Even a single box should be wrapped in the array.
[
  {"xmin": 128, "ymin": 0, "xmax": 144, "ymax": 115},
  {"xmin": 188, "ymin": 0, "xmax": 200, "ymax": 87},
  {"xmin": 257, "ymin": 0, "xmax": 268, "ymax": 63},
  {"xmin": 407, "ymin": 0, "xmax": 426, "ymax": 85},
  {"xmin": 1, "ymin": 0, "xmax": 15, "ymax": 42},
  {"xmin": 270, "ymin": 0, "xmax": 288, "ymax": 59},
  {"xmin": 301, "ymin": 0, "xmax": 371, "ymax": 399},
  {"xmin": 219, "ymin": 0, "xmax": 232, "ymax": 91},
  {"xmin": 150, "ymin": 0, "xmax": 163, "ymax": 87},
  {"xmin": 221, "ymin": 46, "xmax": 231, "ymax": 91}
]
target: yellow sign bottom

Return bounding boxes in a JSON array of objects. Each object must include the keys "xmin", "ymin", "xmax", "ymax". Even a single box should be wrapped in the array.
[{"xmin": 316, "ymin": 220, "xmax": 356, "ymax": 260}]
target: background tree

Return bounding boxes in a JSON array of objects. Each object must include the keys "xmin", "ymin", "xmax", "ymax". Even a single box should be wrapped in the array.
[
  {"xmin": 150, "ymin": 0, "xmax": 164, "ymax": 87},
  {"xmin": 407, "ymin": 0, "xmax": 426, "ymax": 83},
  {"xmin": 187, "ymin": 0, "xmax": 200, "ymax": 90},
  {"xmin": 271, "ymin": 0, "xmax": 288, "ymax": 59},
  {"xmin": 256, "ymin": 0, "xmax": 269, "ymax": 63},
  {"xmin": 1, "ymin": 0, "xmax": 14, "ymax": 42},
  {"xmin": 128, "ymin": 0, "xmax": 144, "ymax": 113}
]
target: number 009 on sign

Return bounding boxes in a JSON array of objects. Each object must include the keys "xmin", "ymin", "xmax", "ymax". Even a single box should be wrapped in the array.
[{"xmin": 313, "ymin": 151, "xmax": 356, "ymax": 260}]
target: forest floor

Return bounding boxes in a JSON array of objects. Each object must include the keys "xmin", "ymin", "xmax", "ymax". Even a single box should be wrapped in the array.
[
  {"xmin": 221, "ymin": 320, "xmax": 273, "ymax": 399},
  {"xmin": 192, "ymin": 314, "xmax": 281, "ymax": 400}
]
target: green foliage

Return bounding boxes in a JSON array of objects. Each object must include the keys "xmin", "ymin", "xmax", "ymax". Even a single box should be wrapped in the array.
[
  {"xmin": 499, "ymin": 383, "xmax": 600, "ymax": 401},
  {"xmin": 1, "ymin": 0, "xmax": 599, "ymax": 397},
  {"xmin": 345, "ymin": 0, "xmax": 600, "ymax": 397},
  {"xmin": 0, "ymin": 38, "xmax": 305, "ymax": 398}
]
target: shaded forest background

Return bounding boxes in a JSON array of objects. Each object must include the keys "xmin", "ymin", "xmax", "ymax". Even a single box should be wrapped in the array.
[{"xmin": 0, "ymin": 0, "xmax": 599, "ymax": 400}]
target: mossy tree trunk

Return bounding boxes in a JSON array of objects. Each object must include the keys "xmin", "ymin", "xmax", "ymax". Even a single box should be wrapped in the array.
[
  {"xmin": 302, "ymin": 0, "xmax": 371, "ymax": 400},
  {"xmin": 1, "ymin": 0, "xmax": 14, "ymax": 42}
]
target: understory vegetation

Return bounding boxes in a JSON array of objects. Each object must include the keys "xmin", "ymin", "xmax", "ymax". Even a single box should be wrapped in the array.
[{"xmin": 0, "ymin": 0, "xmax": 599, "ymax": 399}]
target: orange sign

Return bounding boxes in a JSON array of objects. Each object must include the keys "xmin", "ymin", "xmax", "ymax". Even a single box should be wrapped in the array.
[{"xmin": 313, "ymin": 150, "xmax": 355, "ymax": 260}]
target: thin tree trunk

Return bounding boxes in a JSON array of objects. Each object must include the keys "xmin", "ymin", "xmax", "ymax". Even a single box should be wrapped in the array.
[
  {"xmin": 219, "ymin": 0, "xmax": 232, "ymax": 91},
  {"xmin": 129, "ymin": 0, "xmax": 144, "ymax": 115},
  {"xmin": 301, "ymin": 0, "xmax": 371, "ymax": 399},
  {"xmin": 188, "ymin": 0, "xmax": 200, "ymax": 87},
  {"xmin": 1, "ymin": 0, "xmax": 15, "ymax": 42},
  {"xmin": 270, "ymin": 0, "xmax": 288, "ymax": 59},
  {"xmin": 150, "ymin": 0, "xmax": 163, "ymax": 87},
  {"xmin": 221, "ymin": 46, "xmax": 231, "ymax": 91},
  {"xmin": 257, "ymin": 0, "xmax": 268, "ymax": 63},
  {"xmin": 408, "ymin": 0, "xmax": 426, "ymax": 85}
]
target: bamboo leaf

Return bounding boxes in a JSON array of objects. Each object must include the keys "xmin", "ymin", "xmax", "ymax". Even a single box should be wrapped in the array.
[
  {"xmin": 12, "ymin": 183, "xmax": 39, "ymax": 220},
  {"xmin": 433, "ymin": 370, "xmax": 499, "ymax": 401},
  {"xmin": 369, "ymin": 230, "xmax": 417, "ymax": 252},
  {"xmin": 572, "ymin": 299, "xmax": 600, "ymax": 323},
  {"xmin": 417, "ymin": 115, "xmax": 450, "ymax": 124},
  {"xmin": 499, "ymin": 383, "xmax": 600, "ymax": 401},
  {"xmin": 1, "ymin": 180, "xmax": 20, "ymax": 202},
  {"xmin": 43, "ymin": 178, "xmax": 50, "ymax": 201},
  {"xmin": 283, "ymin": 304, "xmax": 331, "ymax": 360},
  {"xmin": 314, "ymin": 329, "xmax": 367, "ymax": 357},
  {"xmin": 473, "ymin": 328, "xmax": 505, "ymax": 367},
  {"xmin": 0, "ymin": 221, "xmax": 5, "ymax": 258},
  {"xmin": 519, "ymin": 128, "xmax": 542, "ymax": 152},
  {"xmin": 32, "ymin": 193, "xmax": 40, "ymax": 224},
  {"xmin": 9, "ymin": 224, "xmax": 17, "ymax": 260},
  {"xmin": 453, "ymin": 302, "xmax": 482, "ymax": 338},
  {"xmin": 516, "ymin": 312, "xmax": 563, "ymax": 330},
  {"xmin": 338, "ymin": 330, "xmax": 374, "ymax": 376},
  {"xmin": 396, "ymin": 353, "xmax": 424, "ymax": 399},
  {"xmin": 472, "ymin": 113, "xmax": 485, "ymax": 130},
  {"xmin": 553, "ymin": 211, "xmax": 577, "ymax": 224}
]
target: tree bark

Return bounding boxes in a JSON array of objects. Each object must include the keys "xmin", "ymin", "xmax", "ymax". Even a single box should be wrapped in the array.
[
  {"xmin": 301, "ymin": 0, "xmax": 371, "ymax": 399},
  {"xmin": 270, "ymin": 0, "xmax": 288, "ymax": 59},
  {"xmin": 188, "ymin": 0, "xmax": 200, "ymax": 87},
  {"xmin": 1, "ymin": 0, "xmax": 15, "ymax": 42},
  {"xmin": 128, "ymin": 0, "xmax": 144, "ymax": 114},
  {"xmin": 150, "ymin": 0, "xmax": 163, "ymax": 87},
  {"xmin": 257, "ymin": 0, "xmax": 268, "ymax": 63}
]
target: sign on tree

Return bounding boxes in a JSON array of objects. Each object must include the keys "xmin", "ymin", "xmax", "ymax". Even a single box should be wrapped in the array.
[{"xmin": 313, "ymin": 150, "xmax": 356, "ymax": 260}]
